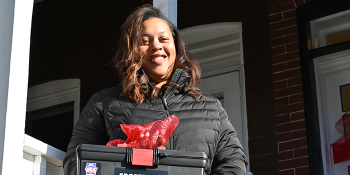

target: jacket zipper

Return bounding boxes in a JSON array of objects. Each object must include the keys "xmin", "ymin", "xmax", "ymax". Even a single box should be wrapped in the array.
[
  {"xmin": 162, "ymin": 97, "xmax": 170, "ymax": 116},
  {"xmin": 161, "ymin": 97, "xmax": 173, "ymax": 150}
]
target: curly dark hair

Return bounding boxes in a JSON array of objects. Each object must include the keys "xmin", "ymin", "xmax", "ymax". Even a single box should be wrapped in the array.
[{"xmin": 113, "ymin": 4, "xmax": 202, "ymax": 104}]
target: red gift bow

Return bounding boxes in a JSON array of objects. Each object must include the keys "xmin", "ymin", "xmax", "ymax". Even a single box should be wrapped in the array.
[
  {"xmin": 106, "ymin": 114, "xmax": 179, "ymax": 149},
  {"xmin": 332, "ymin": 111, "xmax": 350, "ymax": 164}
]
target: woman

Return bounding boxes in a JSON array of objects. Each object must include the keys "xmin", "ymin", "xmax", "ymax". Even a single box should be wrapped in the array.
[{"xmin": 63, "ymin": 5, "xmax": 248, "ymax": 175}]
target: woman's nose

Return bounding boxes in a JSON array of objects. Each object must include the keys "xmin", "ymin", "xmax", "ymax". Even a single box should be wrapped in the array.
[{"xmin": 151, "ymin": 40, "xmax": 162, "ymax": 51}]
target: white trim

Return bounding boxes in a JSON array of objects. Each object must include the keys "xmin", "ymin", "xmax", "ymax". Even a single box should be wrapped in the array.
[
  {"xmin": 197, "ymin": 51, "xmax": 241, "ymax": 64},
  {"xmin": 317, "ymin": 51, "xmax": 350, "ymax": 76},
  {"xmin": 180, "ymin": 22, "xmax": 242, "ymax": 44},
  {"xmin": 311, "ymin": 9, "xmax": 350, "ymax": 48},
  {"xmin": 34, "ymin": 155, "xmax": 47, "ymax": 175},
  {"xmin": 239, "ymin": 28, "xmax": 244, "ymax": 65},
  {"xmin": 202, "ymin": 66, "xmax": 240, "ymax": 78},
  {"xmin": 190, "ymin": 39, "xmax": 240, "ymax": 54},
  {"xmin": 239, "ymin": 25, "xmax": 249, "ymax": 169},
  {"xmin": 153, "ymin": 0, "xmax": 177, "ymax": 26},
  {"xmin": 180, "ymin": 22, "xmax": 243, "ymax": 75},
  {"xmin": 314, "ymin": 49, "xmax": 350, "ymax": 175},
  {"xmin": 27, "ymin": 79, "xmax": 81, "ymax": 125},
  {"xmin": 1, "ymin": 0, "xmax": 34, "ymax": 174},
  {"xmin": 239, "ymin": 66, "xmax": 249, "ymax": 172},
  {"xmin": 23, "ymin": 134, "xmax": 65, "ymax": 167},
  {"xmin": 314, "ymin": 58, "xmax": 333, "ymax": 175},
  {"xmin": 23, "ymin": 152, "xmax": 35, "ymax": 174}
]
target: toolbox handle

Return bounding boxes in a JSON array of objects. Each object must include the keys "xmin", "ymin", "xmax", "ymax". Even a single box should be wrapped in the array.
[{"xmin": 126, "ymin": 148, "xmax": 163, "ymax": 167}]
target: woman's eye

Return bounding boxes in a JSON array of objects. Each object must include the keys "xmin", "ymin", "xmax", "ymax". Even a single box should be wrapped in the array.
[
  {"xmin": 143, "ymin": 39, "xmax": 149, "ymax": 43},
  {"xmin": 161, "ymin": 37, "xmax": 169, "ymax": 41}
]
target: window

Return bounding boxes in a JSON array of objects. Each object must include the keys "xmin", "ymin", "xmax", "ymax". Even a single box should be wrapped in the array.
[
  {"xmin": 26, "ymin": 79, "xmax": 80, "ymax": 152},
  {"xmin": 25, "ymin": 101, "xmax": 74, "ymax": 152},
  {"xmin": 311, "ymin": 9, "xmax": 350, "ymax": 48}
]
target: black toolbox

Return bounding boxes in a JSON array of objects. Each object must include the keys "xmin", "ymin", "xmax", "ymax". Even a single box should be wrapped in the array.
[{"xmin": 76, "ymin": 144, "xmax": 208, "ymax": 175}]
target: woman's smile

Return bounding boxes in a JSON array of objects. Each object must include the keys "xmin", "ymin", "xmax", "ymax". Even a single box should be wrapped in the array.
[{"xmin": 149, "ymin": 54, "xmax": 167, "ymax": 63}]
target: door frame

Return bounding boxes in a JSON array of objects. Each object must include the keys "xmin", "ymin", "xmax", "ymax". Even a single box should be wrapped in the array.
[
  {"xmin": 202, "ymin": 65, "xmax": 249, "ymax": 171},
  {"xmin": 180, "ymin": 22, "xmax": 249, "ymax": 171},
  {"xmin": 314, "ymin": 49, "xmax": 350, "ymax": 175}
]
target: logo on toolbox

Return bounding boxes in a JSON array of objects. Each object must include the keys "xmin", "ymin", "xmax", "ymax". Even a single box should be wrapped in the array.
[{"xmin": 85, "ymin": 163, "xmax": 98, "ymax": 175}]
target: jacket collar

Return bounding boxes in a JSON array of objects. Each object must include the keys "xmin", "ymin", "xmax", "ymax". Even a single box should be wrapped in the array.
[
  {"xmin": 118, "ymin": 68, "xmax": 191, "ymax": 97},
  {"xmin": 163, "ymin": 68, "xmax": 190, "ymax": 98}
]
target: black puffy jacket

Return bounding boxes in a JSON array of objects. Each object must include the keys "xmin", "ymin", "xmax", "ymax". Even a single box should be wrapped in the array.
[{"xmin": 63, "ymin": 69, "xmax": 248, "ymax": 174}]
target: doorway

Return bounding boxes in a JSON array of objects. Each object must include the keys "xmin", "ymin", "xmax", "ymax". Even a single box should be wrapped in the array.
[
  {"xmin": 200, "ymin": 71, "xmax": 247, "ymax": 153},
  {"xmin": 314, "ymin": 49, "xmax": 350, "ymax": 175},
  {"xmin": 180, "ymin": 22, "xmax": 249, "ymax": 163}
]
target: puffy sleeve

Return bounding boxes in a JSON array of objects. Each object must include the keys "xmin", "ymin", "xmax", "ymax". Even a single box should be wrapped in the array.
[
  {"xmin": 63, "ymin": 92, "xmax": 109, "ymax": 175},
  {"xmin": 210, "ymin": 100, "xmax": 248, "ymax": 175}
]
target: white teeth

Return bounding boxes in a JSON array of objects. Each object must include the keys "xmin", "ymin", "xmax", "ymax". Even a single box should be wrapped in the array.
[{"xmin": 151, "ymin": 57, "xmax": 165, "ymax": 60}]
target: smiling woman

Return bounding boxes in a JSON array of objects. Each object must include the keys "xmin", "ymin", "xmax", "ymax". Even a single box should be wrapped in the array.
[{"xmin": 63, "ymin": 5, "xmax": 248, "ymax": 175}]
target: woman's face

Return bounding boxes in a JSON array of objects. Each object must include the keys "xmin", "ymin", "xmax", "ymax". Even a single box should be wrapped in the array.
[{"xmin": 139, "ymin": 18, "xmax": 176, "ymax": 84}]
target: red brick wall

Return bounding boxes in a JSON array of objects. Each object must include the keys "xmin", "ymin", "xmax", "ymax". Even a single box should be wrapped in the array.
[{"xmin": 268, "ymin": 0, "xmax": 312, "ymax": 174}]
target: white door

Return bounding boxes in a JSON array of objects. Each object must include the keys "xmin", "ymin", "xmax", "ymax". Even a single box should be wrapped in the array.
[
  {"xmin": 181, "ymin": 23, "xmax": 249, "ymax": 173},
  {"xmin": 200, "ymin": 71, "xmax": 247, "ymax": 154},
  {"xmin": 324, "ymin": 71, "xmax": 350, "ymax": 174}
]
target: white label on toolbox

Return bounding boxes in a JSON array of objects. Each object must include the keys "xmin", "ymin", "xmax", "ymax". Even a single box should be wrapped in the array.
[{"xmin": 85, "ymin": 163, "xmax": 98, "ymax": 175}]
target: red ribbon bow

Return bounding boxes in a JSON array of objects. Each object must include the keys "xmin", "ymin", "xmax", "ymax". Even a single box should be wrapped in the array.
[{"xmin": 106, "ymin": 114, "xmax": 179, "ymax": 149}]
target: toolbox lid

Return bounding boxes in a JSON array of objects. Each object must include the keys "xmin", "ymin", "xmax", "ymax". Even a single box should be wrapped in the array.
[{"xmin": 76, "ymin": 144, "xmax": 208, "ymax": 168}]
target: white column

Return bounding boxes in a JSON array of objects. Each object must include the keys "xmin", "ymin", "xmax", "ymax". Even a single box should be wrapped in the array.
[
  {"xmin": 0, "ymin": 0, "xmax": 34, "ymax": 174},
  {"xmin": 34, "ymin": 155, "xmax": 47, "ymax": 175},
  {"xmin": 153, "ymin": 0, "xmax": 177, "ymax": 26}
]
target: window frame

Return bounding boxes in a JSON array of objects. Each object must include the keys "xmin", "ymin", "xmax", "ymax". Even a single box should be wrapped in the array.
[
  {"xmin": 26, "ymin": 79, "xmax": 80, "ymax": 125},
  {"xmin": 311, "ymin": 9, "xmax": 350, "ymax": 48}
]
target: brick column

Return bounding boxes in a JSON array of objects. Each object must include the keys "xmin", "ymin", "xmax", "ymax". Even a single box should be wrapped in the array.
[{"xmin": 268, "ymin": 0, "xmax": 312, "ymax": 174}]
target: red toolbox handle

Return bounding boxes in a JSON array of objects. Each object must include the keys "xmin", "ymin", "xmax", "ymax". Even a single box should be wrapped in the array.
[
  {"xmin": 125, "ymin": 147, "xmax": 165, "ymax": 167},
  {"xmin": 132, "ymin": 148, "xmax": 154, "ymax": 166}
]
